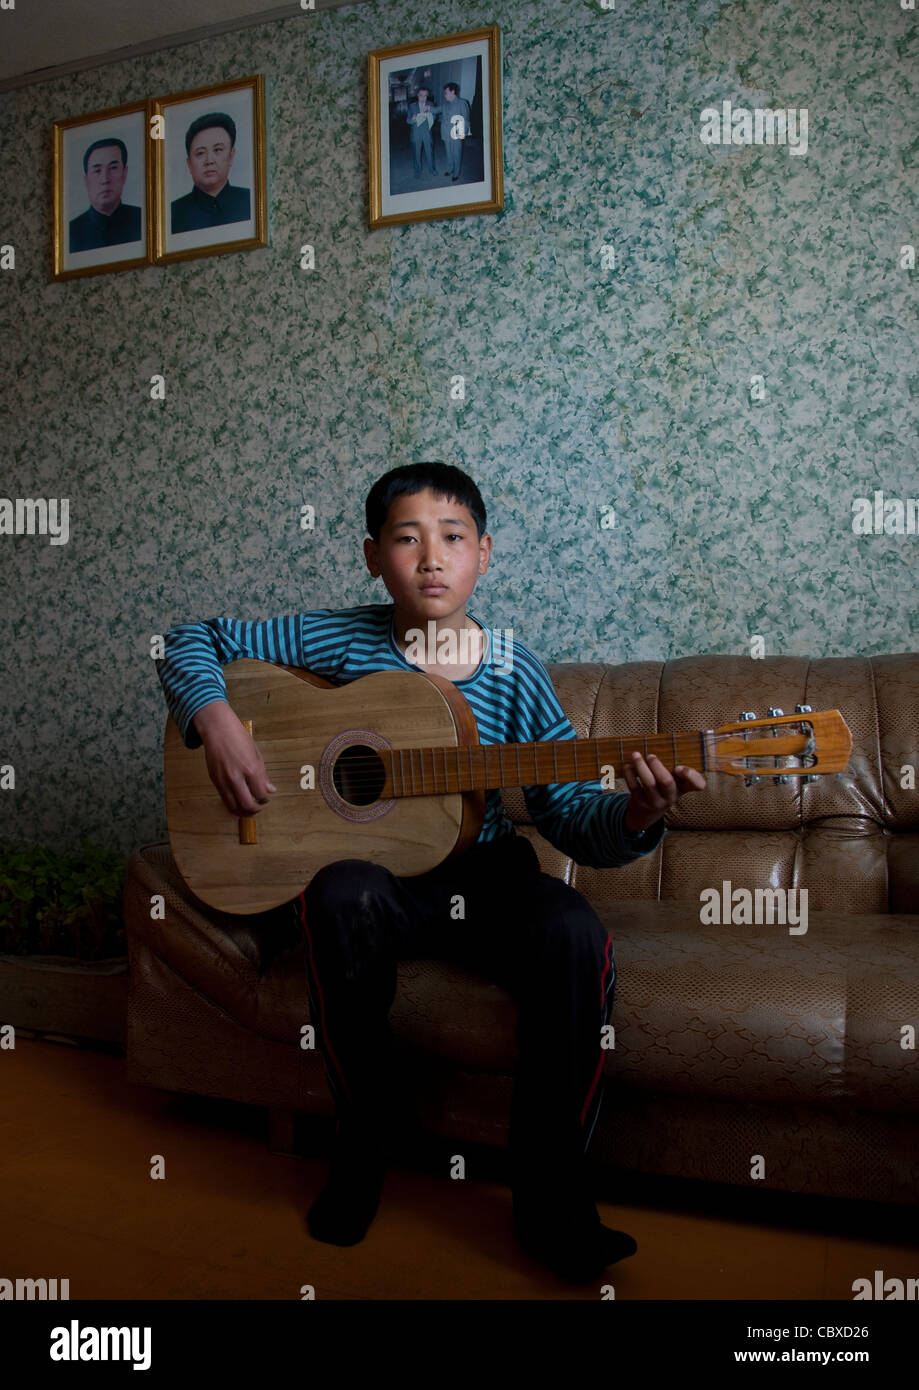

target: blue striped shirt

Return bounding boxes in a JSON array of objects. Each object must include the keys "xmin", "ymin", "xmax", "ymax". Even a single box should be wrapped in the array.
[{"xmin": 156, "ymin": 603, "xmax": 665, "ymax": 869}]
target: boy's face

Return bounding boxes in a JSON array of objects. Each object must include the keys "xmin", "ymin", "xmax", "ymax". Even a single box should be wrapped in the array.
[{"xmin": 363, "ymin": 487, "xmax": 491, "ymax": 624}]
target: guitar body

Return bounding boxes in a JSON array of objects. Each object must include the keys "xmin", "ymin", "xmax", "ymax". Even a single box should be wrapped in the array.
[{"xmin": 164, "ymin": 661, "xmax": 486, "ymax": 914}]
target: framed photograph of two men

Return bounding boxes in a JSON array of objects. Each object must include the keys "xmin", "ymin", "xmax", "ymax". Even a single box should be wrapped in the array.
[
  {"xmin": 368, "ymin": 25, "xmax": 504, "ymax": 230},
  {"xmin": 52, "ymin": 75, "xmax": 268, "ymax": 279}
]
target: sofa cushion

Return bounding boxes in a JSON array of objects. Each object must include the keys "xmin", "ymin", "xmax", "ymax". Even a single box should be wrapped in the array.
[{"xmin": 598, "ymin": 901, "xmax": 919, "ymax": 1115}]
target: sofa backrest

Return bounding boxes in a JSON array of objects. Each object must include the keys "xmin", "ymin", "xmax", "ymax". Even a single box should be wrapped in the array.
[{"xmin": 500, "ymin": 654, "xmax": 919, "ymax": 914}]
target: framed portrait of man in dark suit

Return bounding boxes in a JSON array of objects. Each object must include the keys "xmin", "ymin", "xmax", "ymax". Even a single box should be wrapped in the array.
[
  {"xmin": 52, "ymin": 101, "xmax": 152, "ymax": 280},
  {"xmin": 153, "ymin": 74, "xmax": 268, "ymax": 265},
  {"xmin": 368, "ymin": 26, "xmax": 503, "ymax": 229}
]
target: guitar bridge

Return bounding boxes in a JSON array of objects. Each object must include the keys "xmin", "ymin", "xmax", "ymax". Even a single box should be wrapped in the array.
[{"xmin": 239, "ymin": 719, "xmax": 258, "ymax": 843}]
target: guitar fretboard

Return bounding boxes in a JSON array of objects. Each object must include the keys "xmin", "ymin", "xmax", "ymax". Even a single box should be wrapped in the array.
[{"xmin": 382, "ymin": 732, "xmax": 711, "ymax": 797}]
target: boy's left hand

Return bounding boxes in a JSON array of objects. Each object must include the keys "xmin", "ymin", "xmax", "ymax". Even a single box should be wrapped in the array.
[{"xmin": 622, "ymin": 752, "xmax": 706, "ymax": 835}]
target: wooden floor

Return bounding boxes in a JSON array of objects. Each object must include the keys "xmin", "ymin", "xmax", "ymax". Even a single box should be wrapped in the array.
[{"xmin": 4, "ymin": 1036, "xmax": 918, "ymax": 1302}]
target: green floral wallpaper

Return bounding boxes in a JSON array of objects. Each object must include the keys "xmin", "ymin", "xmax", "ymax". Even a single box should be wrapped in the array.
[{"xmin": 1, "ymin": 0, "xmax": 916, "ymax": 853}]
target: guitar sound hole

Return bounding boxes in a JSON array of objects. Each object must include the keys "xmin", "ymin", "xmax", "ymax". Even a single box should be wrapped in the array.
[{"xmin": 333, "ymin": 744, "xmax": 385, "ymax": 806}]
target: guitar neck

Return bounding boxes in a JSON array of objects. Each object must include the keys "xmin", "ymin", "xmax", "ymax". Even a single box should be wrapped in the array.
[{"xmin": 381, "ymin": 731, "xmax": 709, "ymax": 798}]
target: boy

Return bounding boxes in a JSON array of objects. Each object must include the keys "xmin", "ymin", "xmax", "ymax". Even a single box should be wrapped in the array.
[{"xmin": 157, "ymin": 462, "xmax": 706, "ymax": 1285}]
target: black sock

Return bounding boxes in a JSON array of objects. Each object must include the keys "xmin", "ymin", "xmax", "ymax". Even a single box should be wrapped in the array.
[
  {"xmin": 513, "ymin": 1175, "xmax": 638, "ymax": 1283},
  {"xmin": 516, "ymin": 1216, "xmax": 638, "ymax": 1283},
  {"xmin": 307, "ymin": 1116, "xmax": 389, "ymax": 1247}
]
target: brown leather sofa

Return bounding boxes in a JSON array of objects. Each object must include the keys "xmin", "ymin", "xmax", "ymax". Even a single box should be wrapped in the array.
[{"xmin": 124, "ymin": 653, "xmax": 919, "ymax": 1205}]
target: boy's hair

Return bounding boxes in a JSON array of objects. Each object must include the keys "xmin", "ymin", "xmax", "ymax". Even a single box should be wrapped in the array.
[{"xmin": 365, "ymin": 462, "xmax": 487, "ymax": 542}]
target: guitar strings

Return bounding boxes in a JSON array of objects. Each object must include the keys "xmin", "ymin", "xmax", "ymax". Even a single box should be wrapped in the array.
[{"xmin": 318, "ymin": 728, "xmax": 812, "ymax": 794}]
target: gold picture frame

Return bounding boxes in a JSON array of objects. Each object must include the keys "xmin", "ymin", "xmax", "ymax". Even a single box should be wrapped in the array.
[
  {"xmin": 152, "ymin": 73, "xmax": 268, "ymax": 266},
  {"xmin": 52, "ymin": 100, "xmax": 153, "ymax": 280},
  {"xmin": 368, "ymin": 25, "xmax": 503, "ymax": 230}
]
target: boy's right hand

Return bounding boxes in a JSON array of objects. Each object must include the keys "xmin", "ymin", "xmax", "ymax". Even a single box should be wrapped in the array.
[{"xmin": 192, "ymin": 701, "xmax": 277, "ymax": 817}]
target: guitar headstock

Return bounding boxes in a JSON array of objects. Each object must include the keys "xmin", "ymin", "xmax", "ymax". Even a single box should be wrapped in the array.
[{"xmin": 711, "ymin": 706, "xmax": 852, "ymax": 783}]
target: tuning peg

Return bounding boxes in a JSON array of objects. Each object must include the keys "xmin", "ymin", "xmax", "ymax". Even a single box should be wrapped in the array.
[
  {"xmin": 765, "ymin": 709, "xmax": 790, "ymax": 781},
  {"xmin": 739, "ymin": 712, "xmax": 760, "ymax": 784},
  {"xmin": 793, "ymin": 707, "xmax": 817, "ymax": 782}
]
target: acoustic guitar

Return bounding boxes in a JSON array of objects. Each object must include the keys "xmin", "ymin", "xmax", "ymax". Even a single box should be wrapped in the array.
[{"xmin": 163, "ymin": 659, "xmax": 852, "ymax": 914}]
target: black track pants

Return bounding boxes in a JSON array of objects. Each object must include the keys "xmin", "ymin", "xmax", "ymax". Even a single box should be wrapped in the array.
[{"xmin": 292, "ymin": 834, "xmax": 616, "ymax": 1188}]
